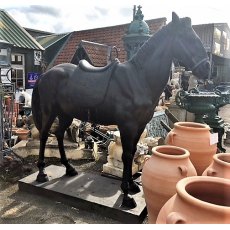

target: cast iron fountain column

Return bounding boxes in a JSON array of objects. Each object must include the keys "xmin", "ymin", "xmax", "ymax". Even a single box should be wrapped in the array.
[{"xmin": 123, "ymin": 5, "xmax": 151, "ymax": 60}]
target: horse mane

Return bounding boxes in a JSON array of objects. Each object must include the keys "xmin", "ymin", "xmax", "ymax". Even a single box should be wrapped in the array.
[{"xmin": 131, "ymin": 22, "xmax": 174, "ymax": 68}]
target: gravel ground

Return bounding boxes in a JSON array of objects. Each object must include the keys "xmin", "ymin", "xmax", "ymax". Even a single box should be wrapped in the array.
[{"xmin": 0, "ymin": 154, "xmax": 128, "ymax": 224}]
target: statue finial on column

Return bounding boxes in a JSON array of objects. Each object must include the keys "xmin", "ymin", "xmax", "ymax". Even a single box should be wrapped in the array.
[{"xmin": 134, "ymin": 5, "xmax": 144, "ymax": 20}]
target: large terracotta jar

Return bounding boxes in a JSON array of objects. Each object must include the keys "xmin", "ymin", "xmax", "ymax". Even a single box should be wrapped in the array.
[
  {"xmin": 202, "ymin": 153, "xmax": 230, "ymax": 179},
  {"xmin": 141, "ymin": 145, "xmax": 197, "ymax": 223},
  {"xmin": 165, "ymin": 122, "xmax": 217, "ymax": 175},
  {"xmin": 156, "ymin": 176, "xmax": 230, "ymax": 224}
]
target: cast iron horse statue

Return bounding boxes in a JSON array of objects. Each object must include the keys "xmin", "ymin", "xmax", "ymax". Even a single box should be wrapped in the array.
[{"xmin": 32, "ymin": 12, "xmax": 210, "ymax": 208}]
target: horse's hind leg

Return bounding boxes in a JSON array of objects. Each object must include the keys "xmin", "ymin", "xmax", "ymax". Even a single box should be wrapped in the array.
[
  {"xmin": 55, "ymin": 115, "xmax": 78, "ymax": 176},
  {"xmin": 36, "ymin": 114, "xmax": 56, "ymax": 182}
]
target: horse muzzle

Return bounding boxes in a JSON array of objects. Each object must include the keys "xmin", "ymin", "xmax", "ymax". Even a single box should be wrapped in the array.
[{"xmin": 191, "ymin": 58, "xmax": 211, "ymax": 79}]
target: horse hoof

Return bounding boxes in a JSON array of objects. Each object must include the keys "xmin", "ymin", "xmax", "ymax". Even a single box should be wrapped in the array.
[
  {"xmin": 129, "ymin": 181, "xmax": 141, "ymax": 194},
  {"xmin": 36, "ymin": 173, "xmax": 49, "ymax": 183},
  {"xmin": 121, "ymin": 195, "xmax": 137, "ymax": 209},
  {"xmin": 66, "ymin": 167, "xmax": 78, "ymax": 177}
]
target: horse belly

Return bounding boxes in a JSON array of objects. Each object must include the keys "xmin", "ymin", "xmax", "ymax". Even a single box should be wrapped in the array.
[{"xmin": 59, "ymin": 101, "xmax": 116, "ymax": 126}]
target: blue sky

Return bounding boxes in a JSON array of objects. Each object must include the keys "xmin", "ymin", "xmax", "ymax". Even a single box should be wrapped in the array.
[{"xmin": 1, "ymin": 0, "xmax": 230, "ymax": 33}]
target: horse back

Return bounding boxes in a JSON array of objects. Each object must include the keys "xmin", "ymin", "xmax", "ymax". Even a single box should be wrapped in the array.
[{"xmin": 67, "ymin": 60, "xmax": 119, "ymax": 108}]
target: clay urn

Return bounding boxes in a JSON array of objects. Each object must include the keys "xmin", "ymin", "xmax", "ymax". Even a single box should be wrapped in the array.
[
  {"xmin": 202, "ymin": 153, "xmax": 230, "ymax": 179},
  {"xmin": 15, "ymin": 128, "xmax": 30, "ymax": 141},
  {"xmin": 156, "ymin": 176, "xmax": 230, "ymax": 224},
  {"xmin": 165, "ymin": 121, "xmax": 217, "ymax": 175},
  {"xmin": 141, "ymin": 145, "xmax": 197, "ymax": 223}
]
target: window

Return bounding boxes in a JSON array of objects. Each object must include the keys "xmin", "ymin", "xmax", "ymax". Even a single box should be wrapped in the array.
[
  {"xmin": 11, "ymin": 54, "xmax": 23, "ymax": 65},
  {"xmin": 11, "ymin": 53, "xmax": 25, "ymax": 89},
  {"xmin": 11, "ymin": 68, "xmax": 24, "ymax": 88}
]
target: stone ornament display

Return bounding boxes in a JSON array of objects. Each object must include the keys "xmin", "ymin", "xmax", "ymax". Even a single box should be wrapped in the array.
[
  {"xmin": 103, "ymin": 130, "xmax": 148, "ymax": 178},
  {"xmin": 141, "ymin": 145, "xmax": 197, "ymax": 223}
]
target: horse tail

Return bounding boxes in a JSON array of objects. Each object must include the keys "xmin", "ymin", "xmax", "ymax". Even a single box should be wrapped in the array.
[{"xmin": 32, "ymin": 77, "xmax": 42, "ymax": 131}]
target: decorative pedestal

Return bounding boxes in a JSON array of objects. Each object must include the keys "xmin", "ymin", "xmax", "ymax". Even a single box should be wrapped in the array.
[
  {"xmin": 204, "ymin": 115, "xmax": 226, "ymax": 152},
  {"xmin": 102, "ymin": 130, "xmax": 149, "ymax": 178}
]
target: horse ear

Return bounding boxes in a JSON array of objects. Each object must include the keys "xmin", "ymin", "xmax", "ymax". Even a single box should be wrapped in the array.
[
  {"xmin": 184, "ymin": 17, "xmax": 192, "ymax": 27},
  {"xmin": 172, "ymin": 12, "xmax": 180, "ymax": 24}
]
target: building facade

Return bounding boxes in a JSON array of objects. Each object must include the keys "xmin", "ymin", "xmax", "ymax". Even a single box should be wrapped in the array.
[
  {"xmin": 193, "ymin": 23, "xmax": 230, "ymax": 83},
  {"xmin": 0, "ymin": 9, "xmax": 44, "ymax": 92}
]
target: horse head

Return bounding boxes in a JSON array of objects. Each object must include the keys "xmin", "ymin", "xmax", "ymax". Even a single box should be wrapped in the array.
[{"xmin": 171, "ymin": 12, "xmax": 210, "ymax": 79}]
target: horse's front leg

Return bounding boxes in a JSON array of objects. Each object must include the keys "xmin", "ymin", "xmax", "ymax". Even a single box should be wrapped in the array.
[
  {"xmin": 121, "ymin": 151, "xmax": 137, "ymax": 208},
  {"xmin": 119, "ymin": 126, "xmax": 142, "ymax": 208}
]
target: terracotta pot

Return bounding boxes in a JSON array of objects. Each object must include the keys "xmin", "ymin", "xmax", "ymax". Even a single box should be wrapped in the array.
[
  {"xmin": 156, "ymin": 176, "xmax": 230, "ymax": 224},
  {"xmin": 11, "ymin": 127, "xmax": 19, "ymax": 135},
  {"xmin": 202, "ymin": 153, "xmax": 230, "ymax": 179},
  {"xmin": 141, "ymin": 145, "xmax": 197, "ymax": 223},
  {"xmin": 15, "ymin": 128, "xmax": 30, "ymax": 140},
  {"xmin": 165, "ymin": 122, "xmax": 217, "ymax": 175},
  {"xmin": 4, "ymin": 96, "xmax": 11, "ymax": 112}
]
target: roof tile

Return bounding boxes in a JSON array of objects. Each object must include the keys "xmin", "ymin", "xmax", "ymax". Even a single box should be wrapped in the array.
[{"xmin": 53, "ymin": 18, "xmax": 166, "ymax": 66}]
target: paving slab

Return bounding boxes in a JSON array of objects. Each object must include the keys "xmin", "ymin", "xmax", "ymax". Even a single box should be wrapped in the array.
[{"xmin": 18, "ymin": 165, "xmax": 147, "ymax": 224}]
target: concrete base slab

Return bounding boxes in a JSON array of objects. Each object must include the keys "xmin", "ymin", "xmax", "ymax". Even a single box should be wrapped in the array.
[{"xmin": 18, "ymin": 165, "xmax": 147, "ymax": 223}]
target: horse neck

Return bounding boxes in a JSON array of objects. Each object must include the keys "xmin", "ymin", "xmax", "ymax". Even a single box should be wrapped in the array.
[{"xmin": 131, "ymin": 25, "xmax": 174, "ymax": 97}]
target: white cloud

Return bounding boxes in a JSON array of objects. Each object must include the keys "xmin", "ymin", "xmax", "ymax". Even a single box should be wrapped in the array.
[{"xmin": 2, "ymin": 0, "xmax": 230, "ymax": 33}]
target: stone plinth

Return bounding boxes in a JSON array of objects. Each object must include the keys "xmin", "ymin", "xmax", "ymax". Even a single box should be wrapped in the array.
[
  {"xmin": 18, "ymin": 165, "xmax": 147, "ymax": 223},
  {"xmin": 12, "ymin": 137, "xmax": 97, "ymax": 160}
]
